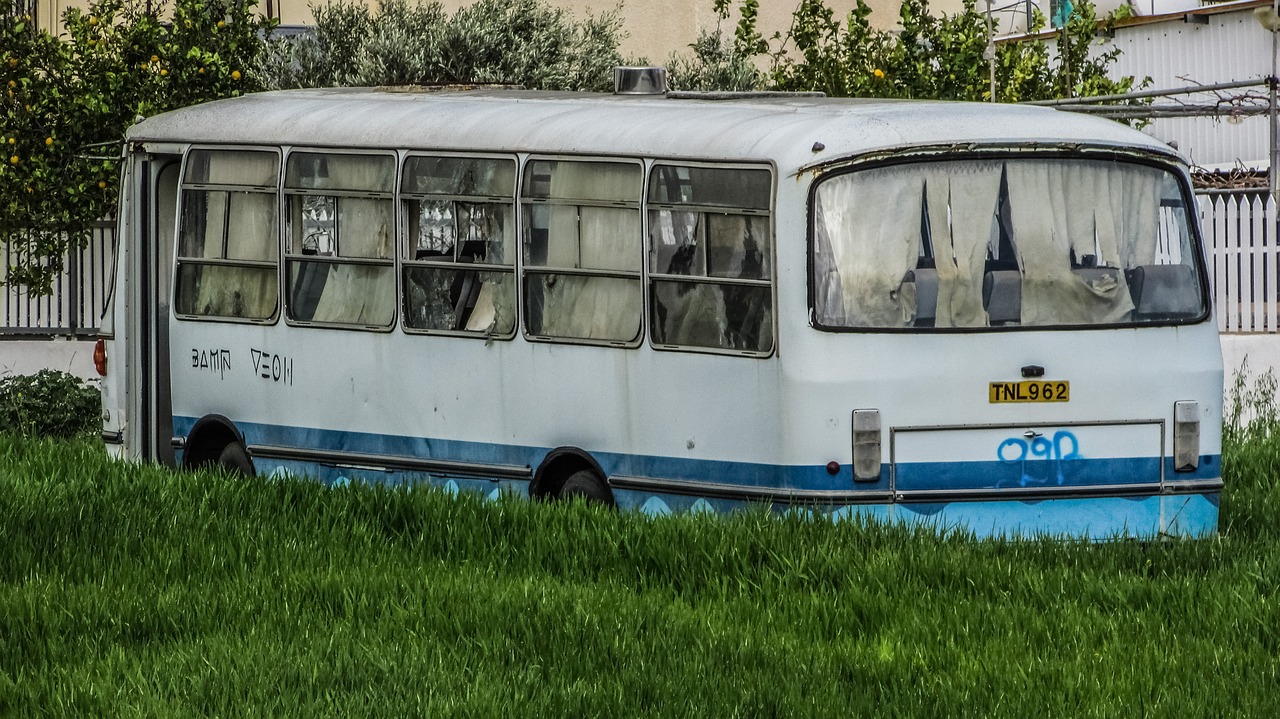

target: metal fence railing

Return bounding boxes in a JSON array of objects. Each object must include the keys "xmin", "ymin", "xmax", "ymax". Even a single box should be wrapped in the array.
[
  {"xmin": 1, "ymin": 222, "xmax": 116, "ymax": 338},
  {"xmin": 6, "ymin": 0, "xmax": 37, "ymax": 23}
]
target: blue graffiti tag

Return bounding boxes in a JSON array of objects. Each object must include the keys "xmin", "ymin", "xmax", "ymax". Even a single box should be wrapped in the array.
[{"xmin": 996, "ymin": 430, "xmax": 1081, "ymax": 487}]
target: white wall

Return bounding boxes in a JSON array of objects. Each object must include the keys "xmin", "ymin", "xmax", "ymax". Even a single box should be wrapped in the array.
[
  {"xmin": 1, "ymin": 340, "xmax": 97, "ymax": 381},
  {"xmin": 1221, "ymin": 334, "xmax": 1280, "ymax": 381}
]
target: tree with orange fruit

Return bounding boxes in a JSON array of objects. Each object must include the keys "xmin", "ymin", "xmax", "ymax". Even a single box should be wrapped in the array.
[{"xmin": 0, "ymin": 0, "xmax": 271, "ymax": 293}]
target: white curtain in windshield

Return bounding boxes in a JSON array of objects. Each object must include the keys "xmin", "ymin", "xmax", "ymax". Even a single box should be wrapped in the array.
[
  {"xmin": 1005, "ymin": 161, "xmax": 1156, "ymax": 325},
  {"xmin": 813, "ymin": 165, "xmax": 923, "ymax": 327},
  {"xmin": 811, "ymin": 157, "xmax": 1202, "ymax": 330},
  {"xmin": 924, "ymin": 163, "xmax": 1002, "ymax": 327}
]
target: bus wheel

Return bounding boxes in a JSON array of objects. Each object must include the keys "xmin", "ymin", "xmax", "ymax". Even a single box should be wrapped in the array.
[
  {"xmin": 558, "ymin": 470, "xmax": 613, "ymax": 506},
  {"xmin": 215, "ymin": 442, "xmax": 254, "ymax": 477}
]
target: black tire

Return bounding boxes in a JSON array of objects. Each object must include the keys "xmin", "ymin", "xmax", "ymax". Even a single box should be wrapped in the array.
[
  {"xmin": 215, "ymin": 442, "xmax": 254, "ymax": 477},
  {"xmin": 558, "ymin": 469, "xmax": 613, "ymax": 506}
]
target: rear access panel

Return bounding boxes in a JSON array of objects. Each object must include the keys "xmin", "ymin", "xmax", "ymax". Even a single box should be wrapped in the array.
[{"xmin": 890, "ymin": 421, "xmax": 1164, "ymax": 501}]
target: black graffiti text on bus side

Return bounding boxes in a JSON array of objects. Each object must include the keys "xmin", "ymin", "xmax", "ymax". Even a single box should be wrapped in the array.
[
  {"xmin": 192, "ymin": 348, "xmax": 231, "ymax": 380},
  {"xmin": 251, "ymin": 348, "xmax": 294, "ymax": 386}
]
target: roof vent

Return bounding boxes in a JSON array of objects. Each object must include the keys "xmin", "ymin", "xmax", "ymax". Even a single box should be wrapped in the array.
[{"xmin": 613, "ymin": 66, "xmax": 667, "ymax": 95}]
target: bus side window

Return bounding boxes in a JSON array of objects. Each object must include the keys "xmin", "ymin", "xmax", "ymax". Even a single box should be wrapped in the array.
[
  {"xmin": 174, "ymin": 149, "xmax": 280, "ymax": 321},
  {"xmin": 283, "ymin": 152, "xmax": 396, "ymax": 329},
  {"xmin": 647, "ymin": 165, "xmax": 774, "ymax": 354},
  {"xmin": 400, "ymin": 155, "xmax": 517, "ymax": 337},
  {"xmin": 521, "ymin": 159, "xmax": 644, "ymax": 345}
]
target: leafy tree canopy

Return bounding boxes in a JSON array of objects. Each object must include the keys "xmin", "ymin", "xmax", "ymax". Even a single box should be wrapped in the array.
[
  {"xmin": 1, "ymin": 0, "xmax": 270, "ymax": 292},
  {"xmin": 674, "ymin": 0, "xmax": 1137, "ymax": 102}
]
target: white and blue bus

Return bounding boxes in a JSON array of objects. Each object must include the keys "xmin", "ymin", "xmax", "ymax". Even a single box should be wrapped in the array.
[{"xmin": 98, "ymin": 72, "xmax": 1223, "ymax": 538}]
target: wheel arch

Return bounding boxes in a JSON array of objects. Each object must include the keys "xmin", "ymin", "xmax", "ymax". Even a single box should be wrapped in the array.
[
  {"xmin": 182, "ymin": 414, "xmax": 250, "ymax": 472},
  {"xmin": 531, "ymin": 446, "xmax": 612, "ymax": 502}
]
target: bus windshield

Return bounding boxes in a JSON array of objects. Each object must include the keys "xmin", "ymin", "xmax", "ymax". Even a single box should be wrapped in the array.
[{"xmin": 811, "ymin": 157, "xmax": 1206, "ymax": 330}]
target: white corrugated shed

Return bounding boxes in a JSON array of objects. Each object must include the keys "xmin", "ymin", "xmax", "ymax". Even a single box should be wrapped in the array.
[{"xmin": 1092, "ymin": 0, "xmax": 1274, "ymax": 170}]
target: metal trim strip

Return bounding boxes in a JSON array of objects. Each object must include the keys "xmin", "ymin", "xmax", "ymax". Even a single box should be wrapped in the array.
[
  {"xmin": 609, "ymin": 475, "xmax": 891, "ymax": 504},
  {"xmin": 246, "ymin": 443, "xmax": 533, "ymax": 480},
  {"xmin": 894, "ymin": 479, "xmax": 1222, "ymax": 504},
  {"xmin": 610, "ymin": 475, "xmax": 1222, "ymax": 505}
]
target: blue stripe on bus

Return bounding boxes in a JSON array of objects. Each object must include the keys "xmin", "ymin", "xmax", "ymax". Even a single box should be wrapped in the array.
[
  {"xmin": 174, "ymin": 416, "xmax": 1221, "ymax": 494},
  {"xmin": 895, "ymin": 454, "xmax": 1220, "ymax": 491}
]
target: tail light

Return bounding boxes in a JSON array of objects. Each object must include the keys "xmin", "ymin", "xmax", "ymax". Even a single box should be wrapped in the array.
[
  {"xmin": 93, "ymin": 339, "xmax": 107, "ymax": 377},
  {"xmin": 852, "ymin": 409, "xmax": 882, "ymax": 482},
  {"xmin": 1173, "ymin": 401, "xmax": 1199, "ymax": 472}
]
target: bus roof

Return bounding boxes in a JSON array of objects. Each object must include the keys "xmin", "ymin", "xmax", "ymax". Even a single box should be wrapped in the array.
[{"xmin": 126, "ymin": 87, "xmax": 1180, "ymax": 172}]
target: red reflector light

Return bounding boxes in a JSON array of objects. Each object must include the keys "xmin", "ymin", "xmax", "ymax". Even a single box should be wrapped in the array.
[
  {"xmin": 93, "ymin": 339, "xmax": 107, "ymax": 377},
  {"xmin": 826, "ymin": 461, "xmax": 841, "ymax": 475}
]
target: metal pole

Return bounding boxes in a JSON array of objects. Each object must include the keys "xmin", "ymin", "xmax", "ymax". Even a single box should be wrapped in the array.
[
  {"xmin": 1270, "ymin": 75, "xmax": 1276, "ymax": 203},
  {"xmin": 68, "ymin": 237, "xmax": 79, "ymax": 338},
  {"xmin": 1270, "ymin": 0, "xmax": 1278, "ymax": 203},
  {"xmin": 986, "ymin": 0, "xmax": 997, "ymax": 102},
  {"xmin": 1029, "ymin": 78, "xmax": 1267, "ymax": 105}
]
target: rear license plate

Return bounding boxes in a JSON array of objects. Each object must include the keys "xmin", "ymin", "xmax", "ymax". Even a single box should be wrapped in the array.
[{"xmin": 989, "ymin": 380, "xmax": 1069, "ymax": 403}]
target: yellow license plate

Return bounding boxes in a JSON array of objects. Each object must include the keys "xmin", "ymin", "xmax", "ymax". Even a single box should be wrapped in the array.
[{"xmin": 989, "ymin": 380, "xmax": 1069, "ymax": 403}]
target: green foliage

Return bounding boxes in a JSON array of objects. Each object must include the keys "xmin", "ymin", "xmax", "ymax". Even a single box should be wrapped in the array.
[
  {"xmin": 1225, "ymin": 359, "xmax": 1280, "ymax": 451},
  {"xmin": 665, "ymin": 27, "xmax": 763, "ymax": 92},
  {"xmin": 1, "ymin": 426, "xmax": 1280, "ymax": 714},
  {"xmin": 0, "ymin": 370, "xmax": 100, "ymax": 438},
  {"xmin": 763, "ymin": 0, "xmax": 895, "ymax": 97},
  {"xmin": 256, "ymin": 0, "xmax": 627, "ymax": 91},
  {"xmin": 1222, "ymin": 364, "xmax": 1280, "ymax": 539},
  {"xmin": 678, "ymin": 0, "xmax": 1140, "ymax": 103},
  {"xmin": 0, "ymin": 0, "xmax": 272, "ymax": 294}
]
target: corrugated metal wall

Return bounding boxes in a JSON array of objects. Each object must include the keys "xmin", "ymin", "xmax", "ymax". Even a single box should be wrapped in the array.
[{"xmin": 1097, "ymin": 5, "xmax": 1274, "ymax": 170}]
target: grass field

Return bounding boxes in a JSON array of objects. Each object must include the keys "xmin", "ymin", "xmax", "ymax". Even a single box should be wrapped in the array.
[{"xmin": 2, "ymin": 416, "xmax": 1279, "ymax": 716}]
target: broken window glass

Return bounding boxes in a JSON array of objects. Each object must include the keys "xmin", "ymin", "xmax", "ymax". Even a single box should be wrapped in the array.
[
  {"xmin": 402, "ymin": 155, "xmax": 517, "ymax": 337},
  {"xmin": 283, "ymin": 152, "xmax": 397, "ymax": 328},
  {"xmin": 648, "ymin": 164, "xmax": 774, "ymax": 353}
]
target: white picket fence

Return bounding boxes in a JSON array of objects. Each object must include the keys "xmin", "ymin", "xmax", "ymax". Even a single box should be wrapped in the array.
[{"xmin": 1202, "ymin": 192, "xmax": 1279, "ymax": 334}]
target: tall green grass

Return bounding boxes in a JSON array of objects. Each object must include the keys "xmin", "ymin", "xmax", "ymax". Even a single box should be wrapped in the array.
[{"xmin": 2, "ymin": 400, "xmax": 1279, "ymax": 716}]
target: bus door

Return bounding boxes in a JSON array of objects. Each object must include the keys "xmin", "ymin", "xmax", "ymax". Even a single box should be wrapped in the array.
[{"xmin": 136, "ymin": 152, "xmax": 181, "ymax": 466}]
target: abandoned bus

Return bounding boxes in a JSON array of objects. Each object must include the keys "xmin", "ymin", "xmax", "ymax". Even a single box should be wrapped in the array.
[{"xmin": 98, "ymin": 77, "xmax": 1223, "ymax": 538}]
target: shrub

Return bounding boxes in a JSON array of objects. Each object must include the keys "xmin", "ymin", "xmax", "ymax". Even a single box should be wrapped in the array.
[
  {"xmin": 0, "ymin": 369, "xmax": 101, "ymax": 439},
  {"xmin": 665, "ymin": 27, "xmax": 763, "ymax": 92},
  {"xmin": 256, "ymin": 0, "xmax": 628, "ymax": 91}
]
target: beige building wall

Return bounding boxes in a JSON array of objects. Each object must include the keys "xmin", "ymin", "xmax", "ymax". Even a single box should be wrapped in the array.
[{"xmin": 34, "ymin": 0, "xmax": 971, "ymax": 60}]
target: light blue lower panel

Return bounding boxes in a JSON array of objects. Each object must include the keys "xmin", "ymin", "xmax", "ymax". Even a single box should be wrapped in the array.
[{"xmin": 613, "ymin": 488, "xmax": 1219, "ymax": 540}]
